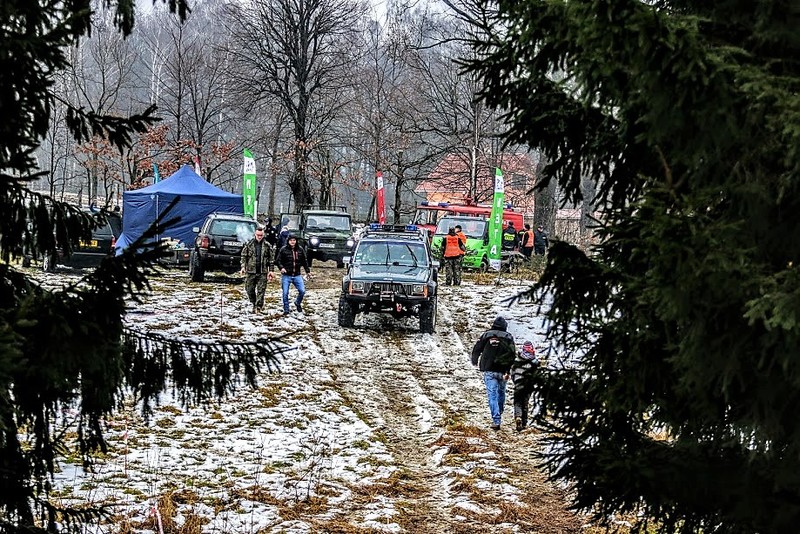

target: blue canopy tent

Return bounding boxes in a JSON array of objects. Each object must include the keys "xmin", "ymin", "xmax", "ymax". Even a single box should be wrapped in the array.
[{"xmin": 122, "ymin": 165, "xmax": 243, "ymax": 249}]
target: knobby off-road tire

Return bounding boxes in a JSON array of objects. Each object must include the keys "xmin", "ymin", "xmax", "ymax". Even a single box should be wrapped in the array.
[
  {"xmin": 419, "ymin": 296, "xmax": 437, "ymax": 334},
  {"xmin": 189, "ymin": 251, "xmax": 205, "ymax": 282},
  {"xmin": 337, "ymin": 294, "xmax": 356, "ymax": 327}
]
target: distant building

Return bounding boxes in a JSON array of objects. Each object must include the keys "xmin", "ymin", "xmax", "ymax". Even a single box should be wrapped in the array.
[{"xmin": 414, "ymin": 152, "xmax": 536, "ymax": 217}]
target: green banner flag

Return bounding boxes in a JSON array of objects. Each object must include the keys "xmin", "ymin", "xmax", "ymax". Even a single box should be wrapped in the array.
[
  {"xmin": 487, "ymin": 167, "xmax": 505, "ymax": 271},
  {"xmin": 243, "ymin": 149, "xmax": 257, "ymax": 218}
]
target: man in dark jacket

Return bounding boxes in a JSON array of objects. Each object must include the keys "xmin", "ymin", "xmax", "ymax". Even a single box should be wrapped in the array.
[
  {"xmin": 533, "ymin": 225, "xmax": 549, "ymax": 255},
  {"xmin": 276, "ymin": 234, "xmax": 311, "ymax": 314},
  {"xmin": 502, "ymin": 222, "xmax": 518, "ymax": 251},
  {"xmin": 471, "ymin": 316, "xmax": 516, "ymax": 430},
  {"xmin": 264, "ymin": 217, "xmax": 278, "ymax": 246},
  {"xmin": 240, "ymin": 226, "xmax": 274, "ymax": 313}
]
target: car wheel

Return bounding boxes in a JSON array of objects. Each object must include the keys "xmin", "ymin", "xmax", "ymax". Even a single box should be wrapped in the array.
[
  {"xmin": 479, "ymin": 257, "xmax": 489, "ymax": 273},
  {"xmin": 336, "ymin": 259, "xmax": 344, "ymax": 269},
  {"xmin": 337, "ymin": 294, "xmax": 356, "ymax": 327},
  {"xmin": 42, "ymin": 253, "xmax": 56, "ymax": 273},
  {"xmin": 307, "ymin": 256, "xmax": 314, "ymax": 268},
  {"xmin": 189, "ymin": 251, "xmax": 205, "ymax": 282},
  {"xmin": 419, "ymin": 296, "xmax": 437, "ymax": 334},
  {"xmin": 21, "ymin": 256, "xmax": 31, "ymax": 268}
]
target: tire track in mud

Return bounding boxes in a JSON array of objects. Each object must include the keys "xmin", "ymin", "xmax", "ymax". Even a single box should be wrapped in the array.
[{"xmin": 307, "ymin": 267, "xmax": 581, "ymax": 533}]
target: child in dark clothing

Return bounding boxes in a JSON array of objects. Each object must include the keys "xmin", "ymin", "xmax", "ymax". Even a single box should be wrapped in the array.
[{"xmin": 512, "ymin": 340, "xmax": 539, "ymax": 432}]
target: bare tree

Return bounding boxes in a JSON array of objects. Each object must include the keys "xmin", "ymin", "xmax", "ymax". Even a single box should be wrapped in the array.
[{"xmin": 227, "ymin": 0, "xmax": 369, "ymax": 208}]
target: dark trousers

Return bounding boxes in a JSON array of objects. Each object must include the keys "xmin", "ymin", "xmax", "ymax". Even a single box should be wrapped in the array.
[
  {"xmin": 245, "ymin": 273, "xmax": 267, "ymax": 308},
  {"xmin": 521, "ymin": 247, "xmax": 533, "ymax": 259},
  {"xmin": 443, "ymin": 256, "xmax": 462, "ymax": 285},
  {"xmin": 534, "ymin": 245, "xmax": 546, "ymax": 255},
  {"xmin": 513, "ymin": 383, "xmax": 535, "ymax": 428}
]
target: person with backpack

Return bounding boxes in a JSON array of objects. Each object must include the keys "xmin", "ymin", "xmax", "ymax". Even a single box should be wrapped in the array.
[
  {"xmin": 512, "ymin": 340, "xmax": 539, "ymax": 431},
  {"xmin": 471, "ymin": 316, "xmax": 516, "ymax": 430}
]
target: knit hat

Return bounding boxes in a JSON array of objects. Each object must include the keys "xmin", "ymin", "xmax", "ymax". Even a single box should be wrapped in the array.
[
  {"xmin": 521, "ymin": 341, "xmax": 536, "ymax": 360},
  {"xmin": 491, "ymin": 316, "xmax": 508, "ymax": 331}
]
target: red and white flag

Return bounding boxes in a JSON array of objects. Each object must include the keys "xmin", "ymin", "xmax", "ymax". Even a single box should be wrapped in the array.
[
  {"xmin": 194, "ymin": 154, "xmax": 201, "ymax": 176},
  {"xmin": 376, "ymin": 171, "xmax": 386, "ymax": 224}
]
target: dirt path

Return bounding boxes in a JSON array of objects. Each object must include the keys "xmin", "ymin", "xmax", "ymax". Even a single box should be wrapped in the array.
[{"xmin": 301, "ymin": 265, "xmax": 583, "ymax": 533}]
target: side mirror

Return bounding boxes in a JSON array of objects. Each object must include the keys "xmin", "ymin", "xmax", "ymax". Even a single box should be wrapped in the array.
[
  {"xmin": 432, "ymin": 260, "xmax": 440, "ymax": 269},
  {"xmin": 192, "ymin": 226, "xmax": 200, "ymax": 233}
]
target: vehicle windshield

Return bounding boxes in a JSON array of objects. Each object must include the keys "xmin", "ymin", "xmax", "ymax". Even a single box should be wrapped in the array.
[
  {"xmin": 354, "ymin": 241, "xmax": 429, "ymax": 267},
  {"xmin": 434, "ymin": 217, "xmax": 487, "ymax": 239},
  {"xmin": 280, "ymin": 214, "xmax": 300, "ymax": 231},
  {"xmin": 210, "ymin": 220, "xmax": 257, "ymax": 241},
  {"xmin": 304, "ymin": 214, "xmax": 351, "ymax": 231}
]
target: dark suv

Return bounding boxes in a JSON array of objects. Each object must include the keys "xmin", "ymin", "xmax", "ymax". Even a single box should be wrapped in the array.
[
  {"xmin": 338, "ymin": 224, "xmax": 439, "ymax": 333},
  {"xmin": 189, "ymin": 213, "xmax": 258, "ymax": 282},
  {"xmin": 37, "ymin": 210, "xmax": 122, "ymax": 271}
]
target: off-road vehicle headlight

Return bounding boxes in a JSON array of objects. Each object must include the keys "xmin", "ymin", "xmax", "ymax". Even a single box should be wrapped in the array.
[
  {"xmin": 350, "ymin": 281, "xmax": 365, "ymax": 293},
  {"xmin": 346, "ymin": 238, "xmax": 355, "ymax": 248},
  {"xmin": 309, "ymin": 237, "xmax": 320, "ymax": 246},
  {"xmin": 411, "ymin": 284, "xmax": 426, "ymax": 295}
]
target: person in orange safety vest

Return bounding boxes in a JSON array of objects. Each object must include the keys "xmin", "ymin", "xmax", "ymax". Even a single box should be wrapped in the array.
[{"xmin": 442, "ymin": 226, "xmax": 466, "ymax": 286}]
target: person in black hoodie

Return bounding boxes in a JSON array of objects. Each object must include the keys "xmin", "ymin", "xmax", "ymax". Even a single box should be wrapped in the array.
[
  {"xmin": 276, "ymin": 234, "xmax": 311, "ymax": 314},
  {"xmin": 471, "ymin": 316, "xmax": 516, "ymax": 430}
]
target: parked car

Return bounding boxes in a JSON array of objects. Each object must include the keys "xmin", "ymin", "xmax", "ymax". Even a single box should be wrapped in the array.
[
  {"xmin": 37, "ymin": 210, "xmax": 122, "ymax": 271},
  {"xmin": 189, "ymin": 213, "xmax": 258, "ymax": 282},
  {"xmin": 338, "ymin": 224, "xmax": 439, "ymax": 333}
]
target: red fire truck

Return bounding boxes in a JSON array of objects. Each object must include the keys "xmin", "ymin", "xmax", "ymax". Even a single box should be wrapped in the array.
[{"xmin": 412, "ymin": 201, "xmax": 524, "ymax": 236}]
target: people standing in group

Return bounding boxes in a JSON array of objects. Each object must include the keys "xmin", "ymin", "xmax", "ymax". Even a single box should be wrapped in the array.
[
  {"xmin": 240, "ymin": 226, "xmax": 274, "ymax": 313},
  {"xmin": 519, "ymin": 224, "xmax": 535, "ymax": 259},
  {"xmin": 471, "ymin": 316, "xmax": 516, "ymax": 430},
  {"xmin": 276, "ymin": 234, "xmax": 311, "ymax": 314},
  {"xmin": 533, "ymin": 224, "xmax": 549, "ymax": 255},
  {"xmin": 512, "ymin": 340, "xmax": 539, "ymax": 432},
  {"xmin": 442, "ymin": 226, "xmax": 466, "ymax": 286},
  {"xmin": 502, "ymin": 221, "xmax": 518, "ymax": 252}
]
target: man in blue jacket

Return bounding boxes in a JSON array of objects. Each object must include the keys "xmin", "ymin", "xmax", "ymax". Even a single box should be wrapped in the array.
[{"xmin": 471, "ymin": 316, "xmax": 516, "ymax": 430}]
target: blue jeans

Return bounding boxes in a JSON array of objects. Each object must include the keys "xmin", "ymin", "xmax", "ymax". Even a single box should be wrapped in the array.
[
  {"xmin": 482, "ymin": 371, "xmax": 507, "ymax": 425},
  {"xmin": 281, "ymin": 274, "xmax": 305, "ymax": 312}
]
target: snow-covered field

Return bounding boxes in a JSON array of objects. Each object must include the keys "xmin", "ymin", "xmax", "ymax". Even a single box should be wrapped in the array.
[{"xmin": 35, "ymin": 263, "xmax": 584, "ymax": 533}]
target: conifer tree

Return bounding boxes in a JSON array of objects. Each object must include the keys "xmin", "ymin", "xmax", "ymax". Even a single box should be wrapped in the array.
[
  {"xmin": 465, "ymin": 0, "xmax": 800, "ymax": 532},
  {"xmin": 0, "ymin": 2, "xmax": 286, "ymax": 531}
]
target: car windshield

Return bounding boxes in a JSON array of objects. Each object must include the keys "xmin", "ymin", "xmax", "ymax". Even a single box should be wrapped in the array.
[
  {"xmin": 354, "ymin": 241, "xmax": 428, "ymax": 267},
  {"xmin": 434, "ymin": 218, "xmax": 487, "ymax": 239},
  {"xmin": 280, "ymin": 214, "xmax": 300, "ymax": 231},
  {"xmin": 210, "ymin": 220, "xmax": 257, "ymax": 240},
  {"xmin": 305, "ymin": 214, "xmax": 351, "ymax": 231}
]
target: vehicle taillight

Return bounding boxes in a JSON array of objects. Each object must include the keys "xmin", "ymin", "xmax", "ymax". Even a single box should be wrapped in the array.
[
  {"xmin": 200, "ymin": 236, "xmax": 209, "ymax": 249},
  {"xmin": 111, "ymin": 236, "xmax": 116, "ymax": 249}
]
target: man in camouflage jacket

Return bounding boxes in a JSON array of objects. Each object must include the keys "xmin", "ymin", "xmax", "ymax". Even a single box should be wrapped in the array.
[{"xmin": 240, "ymin": 226, "xmax": 274, "ymax": 313}]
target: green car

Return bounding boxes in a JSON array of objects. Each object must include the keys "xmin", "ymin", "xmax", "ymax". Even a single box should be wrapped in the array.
[{"xmin": 430, "ymin": 216, "xmax": 490, "ymax": 272}]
